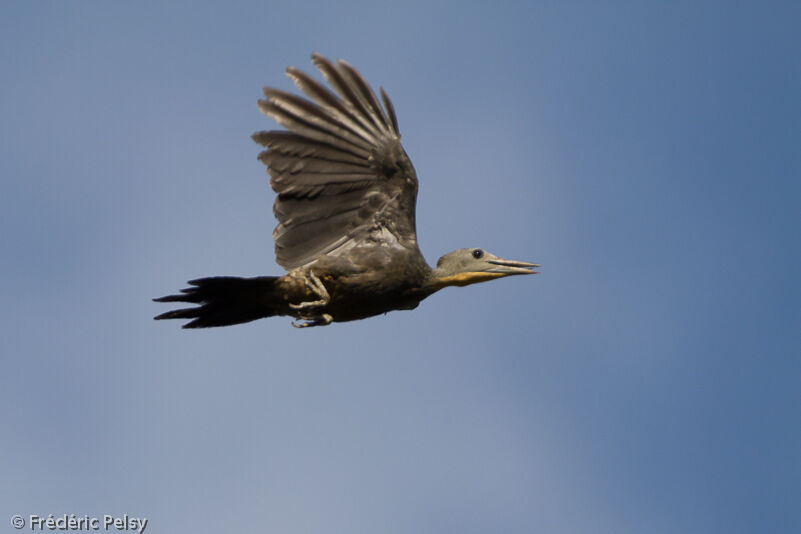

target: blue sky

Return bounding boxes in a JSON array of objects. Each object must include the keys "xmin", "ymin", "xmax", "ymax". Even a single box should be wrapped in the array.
[{"xmin": 1, "ymin": 1, "xmax": 799, "ymax": 533}]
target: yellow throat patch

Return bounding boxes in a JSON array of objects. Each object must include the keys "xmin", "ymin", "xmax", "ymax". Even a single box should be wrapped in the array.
[{"xmin": 433, "ymin": 271, "xmax": 507, "ymax": 288}]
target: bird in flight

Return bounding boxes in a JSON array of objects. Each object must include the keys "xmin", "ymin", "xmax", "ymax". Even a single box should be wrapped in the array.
[{"xmin": 154, "ymin": 54, "xmax": 538, "ymax": 328}]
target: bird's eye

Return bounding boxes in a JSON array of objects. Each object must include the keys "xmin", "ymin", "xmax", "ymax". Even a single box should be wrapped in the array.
[{"xmin": 472, "ymin": 249, "xmax": 484, "ymax": 259}]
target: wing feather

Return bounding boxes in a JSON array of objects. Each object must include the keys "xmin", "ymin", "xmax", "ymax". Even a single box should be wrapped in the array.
[
  {"xmin": 257, "ymin": 101, "xmax": 372, "ymax": 157},
  {"xmin": 310, "ymin": 54, "xmax": 385, "ymax": 138},
  {"xmin": 261, "ymin": 153, "xmax": 373, "ymax": 176},
  {"xmin": 380, "ymin": 87, "xmax": 400, "ymax": 136},
  {"xmin": 284, "ymin": 67, "xmax": 379, "ymax": 141},
  {"xmin": 253, "ymin": 132, "xmax": 366, "ymax": 165},
  {"xmin": 254, "ymin": 54, "xmax": 419, "ymax": 270},
  {"xmin": 337, "ymin": 59, "xmax": 390, "ymax": 131},
  {"xmin": 261, "ymin": 88, "xmax": 377, "ymax": 148}
]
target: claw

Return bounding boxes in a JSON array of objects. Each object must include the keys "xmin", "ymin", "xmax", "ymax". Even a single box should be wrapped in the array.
[{"xmin": 291, "ymin": 313, "xmax": 333, "ymax": 328}]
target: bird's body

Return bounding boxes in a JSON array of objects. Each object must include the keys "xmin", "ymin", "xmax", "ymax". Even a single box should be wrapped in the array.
[
  {"xmin": 301, "ymin": 246, "xmax": 431, "ymax": 319},
  {"xmin": 155, "ymin": 54, "xmax": 537, "ymax": 328}
]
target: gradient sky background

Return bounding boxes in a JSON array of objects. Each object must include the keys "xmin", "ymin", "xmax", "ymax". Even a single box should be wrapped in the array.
[{"xmin": 1, "ymin": 2, "xmax": 799, "ymax": 533}]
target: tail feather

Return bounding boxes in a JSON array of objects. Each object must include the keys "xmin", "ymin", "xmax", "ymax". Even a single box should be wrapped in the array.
[{"xmin": 154, "ymin": 276, "xmax": 281, "ymax": 328}]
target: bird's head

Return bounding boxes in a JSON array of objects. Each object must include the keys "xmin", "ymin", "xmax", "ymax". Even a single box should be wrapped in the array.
[{"xmin": 429, "ymin": 248, "xmax": 539, "ymax": 289}]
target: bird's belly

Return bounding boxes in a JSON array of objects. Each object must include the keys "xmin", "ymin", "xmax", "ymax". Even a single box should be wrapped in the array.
[{"xmin": 322, "ymin": 275, "xmax": 425, "ymax": 322}]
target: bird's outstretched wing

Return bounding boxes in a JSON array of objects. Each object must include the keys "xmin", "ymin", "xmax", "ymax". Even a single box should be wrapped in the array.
[{"xmin": 253, "ymin": 53, "xmax": 419, "ymax": 271}]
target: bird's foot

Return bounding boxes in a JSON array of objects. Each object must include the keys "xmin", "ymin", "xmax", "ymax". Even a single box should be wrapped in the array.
[
  {"xmin": 291, "ymin": 313, "xmax": 333, "ymax": 328},
  {"xmin": 289, "ymin": 270, "xmax": 330, "ymax": 310}
]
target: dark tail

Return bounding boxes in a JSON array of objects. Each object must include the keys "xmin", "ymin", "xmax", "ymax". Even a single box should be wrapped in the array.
[{"xmin": 154, "ymin": 276, "xmax": 281, "ymax": 328}]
